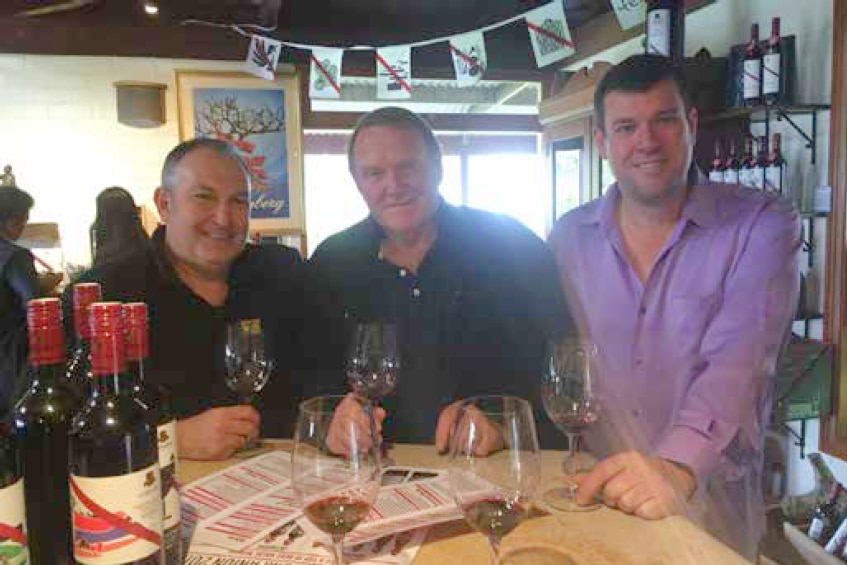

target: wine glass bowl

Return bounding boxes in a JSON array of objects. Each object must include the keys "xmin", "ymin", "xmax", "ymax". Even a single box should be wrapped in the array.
[
  {"xmin": 345, "ymin": 322, "xmax": 399, "ymax": 403},
  {"xmin": 447, "ymin": 396, "xmax": 541, "ymax": 565},
  {"xmin": 292, "ymin": 395, "xmax": 381, "ymax": 565},
  {"xmin": 224, "ymin": 319, "xmax": 274, "ymax": 405},
  {"xmin": 541, "ymin": 339, "xmax": 601, "ymax": 512}
]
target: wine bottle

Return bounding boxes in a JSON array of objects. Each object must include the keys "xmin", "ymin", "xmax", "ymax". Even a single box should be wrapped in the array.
[
  {"xmin": 743, "ymin": 23, "xmax": 763, "ymax": 106},
  {"xmin": 0, "ymin": 422, "xmax": 28, "ymax": 564},
  {"xmin": 708, "ymin": 139, "xmax": 725, "ymax": 183},
  {"xmin": 124, "ymin": 303, "xmax": 182, "ymax": 565},
  {"xmin": 766, "ymin": 133, "xmax": 786, "ymax": 194},
  {"xmin": 13, "ymin": 297, "xmax": 80, "ymax": 565},
  {"xmin": 762, "ymin": 17, "xmax": 782, "ymax": 104},
  {"xmin": 739, "ymin": 136, "xmax": 756, "ymax": 187},
  {"xmin": 810, "ymin": 482, "xmax": 844, "ymax": 545},
  {"xmin": 66, "ymin": 282, "xmax": 102, "ymax": 397},
  {"xmin": 645, "ymin": 0, "xmax": 685, "ymax": 61},
  {"xmin": 723, "ymin": 138, "xmax": 741, "ymax": 185},
  {"xmin": 752, "ymin": 135, "xmax": 769, "ymax": 190},
  {"xmin": 69, "ymin": 302, "xmax": 163, "ymax": 565}
]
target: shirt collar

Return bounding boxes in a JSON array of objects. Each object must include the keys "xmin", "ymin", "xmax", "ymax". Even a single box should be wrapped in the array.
[{"xmin": 365, "ymin": 197, "xmax": 449, "ymax": 259}]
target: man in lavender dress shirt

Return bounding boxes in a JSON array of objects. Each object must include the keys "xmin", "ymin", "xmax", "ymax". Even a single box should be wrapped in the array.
[{"xmin": 548, "ymin": 55, "xmax": 800, "ymax": 558}]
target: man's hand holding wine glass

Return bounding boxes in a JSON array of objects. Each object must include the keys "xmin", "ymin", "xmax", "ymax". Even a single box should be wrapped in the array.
[
  {"xmin": 434, "ymin": 400, "xmax": 504, "ymax": 456},
  {"xmin": 325, "ymin": 394, "xmax": 386, "ymax": 457},
  {"xmin": 576, "ymin": 450, "xmax": 697, "ymax": 519},
  {"xmin": 177, "ymin": 405, "xmax": 260, "ymax": 460}
]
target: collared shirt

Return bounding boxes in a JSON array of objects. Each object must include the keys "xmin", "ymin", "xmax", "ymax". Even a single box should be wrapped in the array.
[
  {"xmin": 312, "ymin": 201, "xmax": 570, "ymax": 445},
  {"xmin": 64, "ymin": 226, "xmax": 324, "ymax": 437},
  {"xmin": 548, "ymin": 178, "xmax": 800, "ymax": 555}
]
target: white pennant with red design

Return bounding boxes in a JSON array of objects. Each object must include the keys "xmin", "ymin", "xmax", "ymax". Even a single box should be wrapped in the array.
[
  {"xmin": 309, "ymin": 47, "xmax": 344, "ymax": 99},
  {"xmin": 610, "ymin": 0, "xmax": 646, "ymax": 30},
  {"xmin": 449, "ymin": 31, "xmax": 487, "ymax": 87},
  {"xmin": 525, "ymin": 1, "xmax": 575, "ymax": 67},
  {"xmin": 244, "ymin": 34, "xmax": 283, "ymax": 80},
  {"xmin": 376, "ymin": 46, "xmax": 412, "ymax": 99}
]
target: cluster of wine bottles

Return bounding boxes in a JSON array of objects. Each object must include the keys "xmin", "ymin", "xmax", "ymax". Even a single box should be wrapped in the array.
[
  {"xmin": 0, "ymin": 282, "xmax": 182, "ymax": 565},
  {"xmin": 805, "ymin": 453, "xmax": 847, "ymax": 560},
  {"xmin": 743, "ymin": 17, "xmax": 784, "ymax": 106},
  {"xmin": 708, "ymin": 133, "xmax": 786, "ymax": 194}
]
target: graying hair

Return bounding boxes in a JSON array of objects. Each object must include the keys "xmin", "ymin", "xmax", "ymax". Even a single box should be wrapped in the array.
[{"xmin": 161, "ymin": 138, "xmax": 251, "ymax": 191}]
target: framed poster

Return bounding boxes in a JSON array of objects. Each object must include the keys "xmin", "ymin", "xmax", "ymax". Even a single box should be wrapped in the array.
[{"xmin": 175, "ymin": 68, "xmax": 305, "ymax": 233}]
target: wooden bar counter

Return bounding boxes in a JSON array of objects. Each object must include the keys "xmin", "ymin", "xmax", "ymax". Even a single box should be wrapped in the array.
[{"xmin": 180, "ymin": 442, "xmax": 749, "ymax": 564}]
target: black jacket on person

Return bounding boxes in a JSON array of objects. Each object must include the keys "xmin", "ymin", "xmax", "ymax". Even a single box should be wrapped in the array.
[
  {"xmin": 0, "ymin": 238, "xmax": 39, "ymax": 419},
  {"xmin": 62, "ymin": 226, "xmax": 328, "ymax": 438},
  {"xmin": 311, "ymin": 202, "xmax": 572, "ymax": 447}
]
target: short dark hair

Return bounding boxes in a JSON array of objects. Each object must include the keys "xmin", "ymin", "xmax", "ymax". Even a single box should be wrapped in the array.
[
  {"xmin": 161, "ymin": 138, "xmax": 250, "ymax": 191},
  {"xmin": 347, "ymin": 107, "xmax": 442, "ymax": 175},
  {"xmin": 0, "ymin": 186, "xmax": 34, "ymax": 224},
  {"xmin": 593, "ymin": 55, "xmax": 692, "ymax": 131}
]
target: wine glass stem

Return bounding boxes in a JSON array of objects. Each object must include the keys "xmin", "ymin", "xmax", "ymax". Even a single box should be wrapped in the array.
[
  {"xmin": 488, "ymin": 537, "xmax": 501, "ymax": 565},
  {"xmin": 565, "ymin": 431, "xmax": 581, "ymax": 497},
  {"xmin": 566, "ymin": 431, "xmax": 581, "ymax": 459},
  {"xmin": 331, "ymin": 534, "xmax": 345, "ymax": 565}
]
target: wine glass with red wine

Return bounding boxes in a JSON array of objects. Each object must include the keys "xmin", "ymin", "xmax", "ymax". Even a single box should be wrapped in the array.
[
  {"xmin": 447, "ymin": 396, "xmax": 541, "ymax": 564},
  {"xmin": 224, "ymin": 319, "xmax": 274, "ymax": 450},
  {"xmin": 346, "ymin": 321, "xmax": 399, "ymax": 460},
  {"xmin": 291, "ymin": 395, "xmax": 381, "ymax": 565},
  {"xmin": 541, "ymin": 339, "xmax": 601, "ymax": 512}
]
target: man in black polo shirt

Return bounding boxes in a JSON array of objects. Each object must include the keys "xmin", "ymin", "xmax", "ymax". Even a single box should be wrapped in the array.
[
  {"xmin": 312, "ymin": 107, "xmax": 570, "ymax": 449},
  {"xmin": 66, "ymin": 139, "xmax": 322, "ymax": 460}
]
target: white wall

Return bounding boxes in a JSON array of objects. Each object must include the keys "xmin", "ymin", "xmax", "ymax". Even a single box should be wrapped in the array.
[{"xmin": 0, "ymin": 55, "xmax": 246, "ymax": 267}]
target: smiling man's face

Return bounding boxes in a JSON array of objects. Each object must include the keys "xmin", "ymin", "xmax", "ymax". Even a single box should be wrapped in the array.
[
  {"xmin": 350, "ymin": 125, "xmax": 441, "ymax": 238},
  {"xmin": 595, "ymin": 79, "xmax": 698, "ymax": 205}
]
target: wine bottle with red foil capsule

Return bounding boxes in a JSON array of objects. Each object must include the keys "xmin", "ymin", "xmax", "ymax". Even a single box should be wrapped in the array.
[
  {"xmin": 69, "ymin": 302, "xmax": 163, "ymax": 565},
  {"xmin": 752, "ymin": 135, "xmax": 769, "ymax": 190},
  {"xmin": 766, "ymin": 133, "xmax": 787, "ymax": 194},
  {"xmin": 739, "ymin": 136, "xmax": 756, "ymax": 187},
  {"xmin": 66, "ymin": 282, "xmax": 101, "ymax": 397},
  {"xmin": 708, "ymin": 139, "xmax": 725, "ymax": 183},
  {"xmin": 124, "ymin": 303, "xmax": 182, "ymax": 565},
  {"xmin": 13, "ymin": 297, "xmax": 80, "ymax": 565},
  {"xmin": 0, "ymin": 422, "xmax": 28, "ymax": 563},
  {"xmin": 762, "ymin": 17, "xmax": 782, "ymax": 105},
  {"xmin": 743, "ymin": 23, "xmax": 763, "ymax": 106},
  {"xmin": 723, "ymin": 138, "xmax": 741, "ymax": 185}
]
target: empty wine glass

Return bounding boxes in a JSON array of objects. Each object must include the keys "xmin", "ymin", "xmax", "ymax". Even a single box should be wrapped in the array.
[
  {"xmin": 346, "ymin": 321, "xmax": 398, "ymax": 461},
  {"xmin": 541, "ymin": 339, "xmax": 601, "ymax": 512},
  {"xmin": 447, "ymin": 396, "xmax": 541, "ymax": 565},
  {"xmin": 291, "ymin": 395, "xmax": 381, "ymax": 565},
  {"xmin": 224, "ymin": 318, "xmax": 274, "ymax": 449}
]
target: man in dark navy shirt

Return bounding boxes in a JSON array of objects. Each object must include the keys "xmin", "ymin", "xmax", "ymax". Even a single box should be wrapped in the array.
[{"xmin": 312, "ymin": 107, "xmax": 570, "ymax": 449}]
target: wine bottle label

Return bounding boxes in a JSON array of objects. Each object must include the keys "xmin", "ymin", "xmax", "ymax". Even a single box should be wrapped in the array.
[
  {"xmin": 810, "ymin": 517, "xmax": 825, "ymax": 541},
  {"xmin": 766, "ymin": 164, "xmax": 784, "ymax": 193},
  {"xmin": 751, "ymin": 166, "xmax": 766, "ymax": 189},
  {"xmin": 0, "ymin": 478, "xmax": 28, "ymax": 565},
  {"xmin": 708, "ymin": 171, "xmax": 724, "ymax": 183},
  {"xmin": 763, "ymin": 53, "xmax": 781, "ymax": 95},
  {"xmin": 824, "ymin": 517, "xmax": 847, "ymax": 553},
  {"xmin": 739, "ymin": 168, "xmax": 752, "ymax": 187},
  {"xmin": 646, "ymin": 9, "xmax": 671, "ymax": 56},
  {"xmin": 158, "ymin": 420, "xmax": 181, "ymax": 531},
  {"xmin": 724, "ymin": 169, "xmax": 740, "ymax": 185},
  {"xmin": 70, "ymin": 464, "xmax": 163, "ymax": 564},
  {"xmin": 743, "ymin": 59, "xmax": 762, "ymax": 100}
]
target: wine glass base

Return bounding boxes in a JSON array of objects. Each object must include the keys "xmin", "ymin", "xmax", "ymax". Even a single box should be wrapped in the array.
[{"xmin": 542, "ymin": 487, "xmax": 600, "ymax": 512}]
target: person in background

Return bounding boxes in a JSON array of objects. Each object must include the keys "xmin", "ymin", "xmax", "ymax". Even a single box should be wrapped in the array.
[
  {"xmin": 311, "ymin": 106, "xmax": 569, "ymax": 452},
  {"xmin": 0, "ymin": 185, "xmax": 39, "ymax": 419},
  {"xmin": 547, "ymin": 55, "xmax": 800, "ymax": 558},
  {"xmin": 89, "ymin": 186, "xmax": 150, "ymax": 267},
  {"xmin": 65, "ymin": 138, "xmax": 324, "ymax": 460}
]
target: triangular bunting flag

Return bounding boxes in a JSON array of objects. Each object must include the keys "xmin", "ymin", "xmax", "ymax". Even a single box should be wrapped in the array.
[
  {"xmin": 525, "ymin": 1, "xmax": 575, "ymax": 67},
  {"xmin": 610, "ymin": 0, "xmax": 646, "ymax": 30},
  {"xmin": 245, "ymin": 35, "xmax": 283, "ymax": 80},
  {"xmin": 309, "ymin": 47, "xmax": 344, "ymax": 99},
  {"xmin": 376, "ymin": 46, "xmax": 412, "ymax": 100},
  {"xmin": 449, "ymin": 31, "xmax": 487, "ymax": 87}
]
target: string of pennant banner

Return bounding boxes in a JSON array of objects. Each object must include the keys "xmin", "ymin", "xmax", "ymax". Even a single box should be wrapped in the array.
[{"xmin": 182, "ymin": 0, "xmax": 646, "ymax": 101}]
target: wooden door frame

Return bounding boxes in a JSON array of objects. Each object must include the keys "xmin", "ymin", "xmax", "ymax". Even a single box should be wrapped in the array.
[{"xmin": 821, "ymin": 0, "xmax": 847, "ymax": 457}]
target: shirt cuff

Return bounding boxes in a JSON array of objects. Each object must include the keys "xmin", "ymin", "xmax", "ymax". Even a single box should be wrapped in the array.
[{"xmin": 655, "ymin": 424, "xmax": 722, "ymax": 486}]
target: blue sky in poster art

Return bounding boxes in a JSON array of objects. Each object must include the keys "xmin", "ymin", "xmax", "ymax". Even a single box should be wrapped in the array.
[{"xmin": 193, "ymin": 87, "xmax": 289, "ymax": 219}]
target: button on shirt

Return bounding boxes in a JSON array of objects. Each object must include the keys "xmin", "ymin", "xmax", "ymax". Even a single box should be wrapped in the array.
[
  {"xmin": 312, "ymin": 202, "xmax": 571, "ymax": 445},
  {"xmin": 548, "ymin": 179, "xmax": 800, "ymax": 555}
]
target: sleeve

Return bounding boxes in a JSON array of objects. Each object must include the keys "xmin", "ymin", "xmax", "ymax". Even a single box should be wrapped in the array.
[
  {"xmin": 6, "ymin": 249, "xmax": 40, "ymax": 305},
  {"xmin": 654, "ymin": 199, "xmax": 801, "ymax": 481}
]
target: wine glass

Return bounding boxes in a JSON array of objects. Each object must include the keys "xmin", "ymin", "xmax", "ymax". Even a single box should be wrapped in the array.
[
  {"xmin": 541, "ymin": 339, "xmax": 601, "ymax": 512},
  {"xmin": 346, "ymin": 322, "xmax": 399, "ymax": 460},
  {"xmin": 447, "ymin": 396, "xmax": 541, "ymax": 565},
  {"xmin": 291, "ymin": 395, "xmax": 382, "ymax": 565},
  {"xmin": 224, "ymin": 318, "xmax": 274, "ymax": 449}
]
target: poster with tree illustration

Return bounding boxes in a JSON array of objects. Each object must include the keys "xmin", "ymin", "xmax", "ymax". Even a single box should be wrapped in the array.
[{"xmin": 175, "ymin": 70, "xmax": 305, "ymax": 234}]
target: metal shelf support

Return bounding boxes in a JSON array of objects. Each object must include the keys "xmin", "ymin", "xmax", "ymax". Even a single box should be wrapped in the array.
[{"xmin": 774, "ymin": 109, "xmax": 818, "ymax": 164}]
